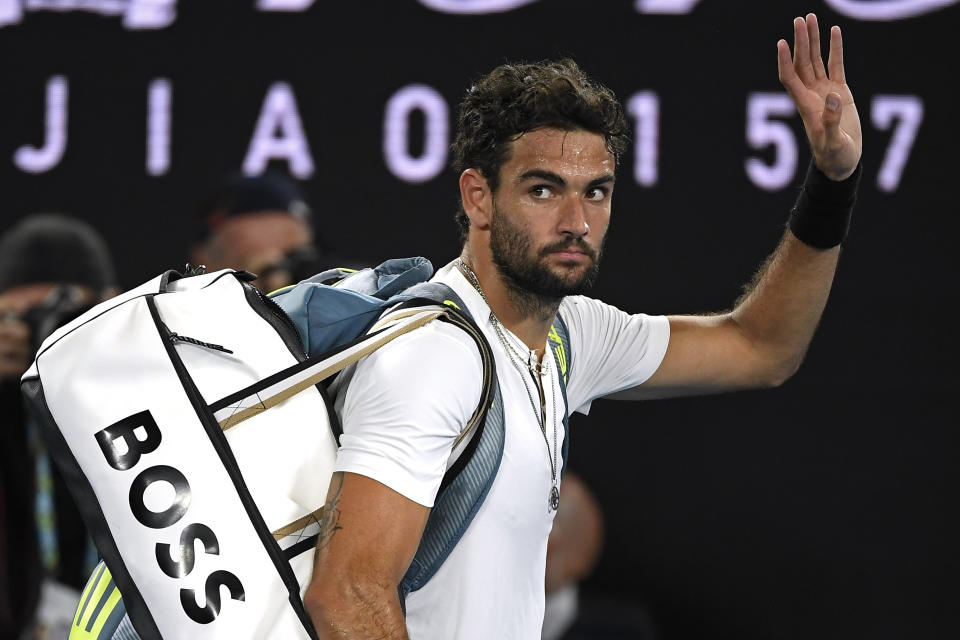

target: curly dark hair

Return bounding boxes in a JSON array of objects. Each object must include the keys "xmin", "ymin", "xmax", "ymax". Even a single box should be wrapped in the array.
[{"xmin": 452, "ymin": 58, "xmax": 629, "ymax": 242}]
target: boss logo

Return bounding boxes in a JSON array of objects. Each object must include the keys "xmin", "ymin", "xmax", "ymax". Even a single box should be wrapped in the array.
[{"xmin": 95, "ymin": 410, "xmax": 246, "ymax": 623}]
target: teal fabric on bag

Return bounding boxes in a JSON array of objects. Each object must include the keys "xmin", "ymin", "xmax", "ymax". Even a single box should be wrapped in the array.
[{"xmin": 271, "ymin": 257, "xmax": 435, "ymax": 356}]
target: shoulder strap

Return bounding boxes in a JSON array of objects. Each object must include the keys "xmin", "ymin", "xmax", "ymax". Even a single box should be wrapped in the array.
[
  {"xmin": 392, "ymin": 282, "xmax": 505, "ymax": 601},
  {"xmin": 548, "ymin": 312, "xmax": 573, "ymax": 477},
  {"xmin": 207, "ymin": 301, "xmax": 445, "ymax": 432}
]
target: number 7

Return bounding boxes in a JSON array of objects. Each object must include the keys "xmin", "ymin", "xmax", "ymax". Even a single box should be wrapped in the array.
[{"xmin": 871, "ymin": 95, "xmax": 924, "ymax": 192}]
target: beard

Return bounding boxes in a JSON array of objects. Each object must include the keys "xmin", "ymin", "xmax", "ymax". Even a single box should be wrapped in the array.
[{"xmin": 489, "ymin": 199, "xmax": 604, "ymax": 315}]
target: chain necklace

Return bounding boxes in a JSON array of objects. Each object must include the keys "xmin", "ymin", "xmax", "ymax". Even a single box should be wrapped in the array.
[{"xmin": 455, "ymin": 258, "xmax": 560, "ymax": 512}]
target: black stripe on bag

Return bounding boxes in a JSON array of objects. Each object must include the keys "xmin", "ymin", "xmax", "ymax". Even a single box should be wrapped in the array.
[
  {"xmin": 208, "ymin": 322, "xmax": 394, "ymax": 414},
  {"xmin": 20, "ymin": 377, "xmax": 164, "ymax": 640},
  {"xmin": 282, "ymin": 535, "xmax": 320, "ymax": 561},
  {"xmin": 146, "ymin": 297, "xmax": 320, "ymax": 640},
  {"xmin": 33, "ymin": 293, "xmax": 155, "ymax": 360}
]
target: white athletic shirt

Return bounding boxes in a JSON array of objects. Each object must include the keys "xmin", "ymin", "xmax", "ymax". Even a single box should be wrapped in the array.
[{"xmin": 329, "ymin": 262, "xmax": 670, "ymax": 639}]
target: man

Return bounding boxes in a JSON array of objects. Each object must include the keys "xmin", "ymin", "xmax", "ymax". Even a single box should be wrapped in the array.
[
  {"xmin": 190, "ymin": 173, "xmax": 321, "ymax": 291},
  {"xmin": 304, "ymin": 13, "xmax": 861, "ymax": 639}
]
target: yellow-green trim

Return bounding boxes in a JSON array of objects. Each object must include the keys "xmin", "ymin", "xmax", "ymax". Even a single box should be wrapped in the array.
[{"xmin": 548, "ymin": 324, "xmax": 567, "ymax": 380}]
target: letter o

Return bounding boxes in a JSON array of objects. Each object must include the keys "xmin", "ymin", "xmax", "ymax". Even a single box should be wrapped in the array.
[
  {"xmin": 383, "ymin": 84, "xmax": 448, "ymax": 183},
  {"xmin": 129, "ymin": 465, "xmax": 192, "ymax": 529}
]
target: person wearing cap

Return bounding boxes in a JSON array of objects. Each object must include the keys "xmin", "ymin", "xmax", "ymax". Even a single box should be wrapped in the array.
[
  {"xmin": 190, "ymin": 173, "xmax": 321, "ymax": 292},
  {"xmin": 0, "ymin": 213, "xmax": 118, "ymax": 640}
]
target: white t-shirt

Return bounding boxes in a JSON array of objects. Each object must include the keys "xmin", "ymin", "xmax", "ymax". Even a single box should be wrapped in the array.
[{"xmin": 330, "ymin": 262, "xmax": 670, "ymax": 639}]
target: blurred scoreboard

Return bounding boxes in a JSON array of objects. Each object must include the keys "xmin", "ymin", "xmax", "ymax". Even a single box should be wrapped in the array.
[{"xmin": 1, "ymin": 0, "xmax": 952, "ymax": 284}]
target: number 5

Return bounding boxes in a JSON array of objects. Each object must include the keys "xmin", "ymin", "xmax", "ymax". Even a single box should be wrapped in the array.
[{"xmin": 744, "ymin": 92, "xmax": 798, "ymax": 192}]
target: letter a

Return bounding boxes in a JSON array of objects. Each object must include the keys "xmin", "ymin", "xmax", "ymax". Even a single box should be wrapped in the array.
[{"xmin": 242, "ymin": 82, "xmax": 314, "ymax": 178}]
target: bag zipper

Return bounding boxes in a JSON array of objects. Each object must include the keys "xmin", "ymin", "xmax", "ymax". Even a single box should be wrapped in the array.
[
  {"xmin": 249, "ymin": 285, "xmax": 307, "ymax": 361},
  {"xmin": 168, "ymin": 331, "xmax": 233, "ymax": 353}
]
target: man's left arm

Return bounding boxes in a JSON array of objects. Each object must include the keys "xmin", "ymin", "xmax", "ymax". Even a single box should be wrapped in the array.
[{"xmin": 626, "ymin": 13, "xmax": 862, "ymax": 399}]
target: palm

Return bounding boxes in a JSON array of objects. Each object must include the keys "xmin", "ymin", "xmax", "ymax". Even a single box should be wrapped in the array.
[{"xmin": 778, "ymin": 14, "xmax": 862, "ymax": 180}]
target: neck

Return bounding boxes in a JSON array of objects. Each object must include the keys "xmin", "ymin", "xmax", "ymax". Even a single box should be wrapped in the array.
[{"xmin": 456, "ymin": 252, "xmax": 560, "ymax": 356}]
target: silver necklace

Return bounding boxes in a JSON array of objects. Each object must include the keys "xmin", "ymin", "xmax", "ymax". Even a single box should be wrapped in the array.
[{"xmin": 455, "ymin": 258, "xmax": 560, "ymax": 512}]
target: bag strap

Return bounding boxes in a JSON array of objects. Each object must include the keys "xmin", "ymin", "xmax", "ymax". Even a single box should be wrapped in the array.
[
  {"xmin": 393, "ymin": 283, "xmax": 504, "ymax": 600},
  {"xmin": 208, "ymin": 304, "xmax": 446, "ymax": 430}
]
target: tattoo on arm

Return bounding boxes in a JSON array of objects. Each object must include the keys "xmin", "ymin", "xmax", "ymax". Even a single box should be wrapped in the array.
[{"xmin": 316, "ymin": 472, "xmax": 344, "ymax": 551}]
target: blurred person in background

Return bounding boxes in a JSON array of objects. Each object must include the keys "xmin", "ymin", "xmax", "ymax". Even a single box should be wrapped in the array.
[
  {"xmin": 542, "ymin": 470, "xmax": 659, "ymax": 640},
  {"xmin": 189, "ymin": 172, "xmax": 325, "ymax": 292},
  {"xmin": 0, "ymin": 213, "xmax": 119, "ymax": 639}
]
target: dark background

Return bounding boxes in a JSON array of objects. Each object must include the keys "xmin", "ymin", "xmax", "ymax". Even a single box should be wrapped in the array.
[{"xmin": 1, "ymin": 1, "xmax": 957, "ymax": 638}]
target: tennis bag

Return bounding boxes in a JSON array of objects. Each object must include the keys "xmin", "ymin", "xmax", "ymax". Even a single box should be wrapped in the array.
[{"xmin": 20, "ymin": 257, "xmax": 502, "ymax": 640}]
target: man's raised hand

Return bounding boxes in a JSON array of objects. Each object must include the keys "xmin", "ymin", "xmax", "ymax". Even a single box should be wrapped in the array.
[{"xmin": 778, "ymin": 13, "xmax": 862, "ymax": 181}]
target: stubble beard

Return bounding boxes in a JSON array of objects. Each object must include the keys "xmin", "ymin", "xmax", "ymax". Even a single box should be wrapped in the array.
[{"xmin": 489, "ymin": 200, "xmax": 604, "ymax": 321}]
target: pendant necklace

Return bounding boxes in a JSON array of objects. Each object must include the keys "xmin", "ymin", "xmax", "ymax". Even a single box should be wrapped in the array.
[{"xmin": 455, "ymin": 258, "xmax": 560, "ymax": 512}]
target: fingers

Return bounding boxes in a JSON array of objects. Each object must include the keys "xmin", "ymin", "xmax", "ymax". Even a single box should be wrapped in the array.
[
  {"xmin": 792, "ymin": 16, "xmax": 816, "ymax": 85},
  {"xmin": 777, "ymin": 38, "xmax": 805, "ymax": 98},
  {"xmin": 806, "ymin": 13, "xmax": 827, "ymax": 80},
  {"xmin": 827, "ymin": 25, "xmax": 846, "ymax": 84},
  {"xmin": 782, "ymin": 15, "xmax": 845, "ymax": 97}
]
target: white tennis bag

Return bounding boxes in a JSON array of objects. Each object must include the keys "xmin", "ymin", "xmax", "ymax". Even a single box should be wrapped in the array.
[{"xmin": 20, "ymin": 268, "xmax": 447, "ymax": 639}]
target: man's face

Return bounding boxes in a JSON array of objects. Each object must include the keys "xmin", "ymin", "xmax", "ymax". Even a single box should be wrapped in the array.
[{"xmin": 488, "ymin": 128, "xmax": 614, "ymax": 299}]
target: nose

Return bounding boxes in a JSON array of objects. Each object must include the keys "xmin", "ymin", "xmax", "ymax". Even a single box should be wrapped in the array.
[{"xmin": 558, "ymin": 196, "xmax": 589, "ymax": 238}]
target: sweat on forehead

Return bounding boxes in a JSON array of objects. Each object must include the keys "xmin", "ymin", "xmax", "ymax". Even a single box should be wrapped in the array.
[{"xmin": 502, "ymin": 129, "xmax": 616, "ymax": 172}]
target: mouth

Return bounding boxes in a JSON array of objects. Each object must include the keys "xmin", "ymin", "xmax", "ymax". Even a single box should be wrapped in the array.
[
  {"xmin": 542, "ymin": 241, "xmax": 594, "ymax": 263},
  {"xmin": 548, "ymin": 249, "xmax": 589, "ymax": 262}
]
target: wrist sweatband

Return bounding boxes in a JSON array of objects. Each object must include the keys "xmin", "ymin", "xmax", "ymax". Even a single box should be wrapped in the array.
[{"xmin": 788, "ymin": 161, "xmax": 862, "ymax": 249}]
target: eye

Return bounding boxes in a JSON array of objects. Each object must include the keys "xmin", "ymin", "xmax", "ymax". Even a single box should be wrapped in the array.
[
  {"xmin": 586, "ymin": 186, "xmax": 608, "ymax": 202},
  {"xmin": 529, "ymin": 185, "xmax": 554, "ymax": 199}
]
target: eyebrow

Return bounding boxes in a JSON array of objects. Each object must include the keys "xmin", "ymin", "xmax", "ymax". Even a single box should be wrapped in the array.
[
  {"xmin": 587, "ymin": 174, "xmax": 616, "ymax": 190},
  {"xmin": 517, "ymin": 170, "xmax": 616, "ymax": 189}
]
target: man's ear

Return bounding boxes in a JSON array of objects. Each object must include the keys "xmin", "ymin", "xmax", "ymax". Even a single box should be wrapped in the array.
[{"xmin": 459, "ymin": 169, "xmax": 492, "ymax": 230}]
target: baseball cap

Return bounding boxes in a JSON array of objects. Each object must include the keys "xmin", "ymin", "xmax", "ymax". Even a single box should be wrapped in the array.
[{"xmin": 195, "ymin": 173, "xmax": 313, "ymax": 244}]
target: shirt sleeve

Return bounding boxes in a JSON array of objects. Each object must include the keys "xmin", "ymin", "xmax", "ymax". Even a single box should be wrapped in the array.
[
  {"xmin": 331, "ymin": 320, "xmax": 483, "ymax": 507},
  {"xmin": 560, "ymin": 296, "xmax": 670, "ymax": 415}
]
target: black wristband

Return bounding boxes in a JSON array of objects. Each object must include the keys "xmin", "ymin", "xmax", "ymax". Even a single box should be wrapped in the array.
[{"xmin": 788, "ymin": 161, "xmax": 862, "ymax": 249}]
